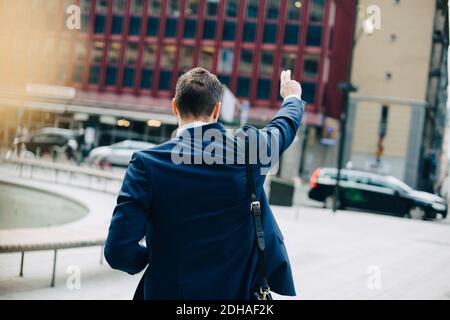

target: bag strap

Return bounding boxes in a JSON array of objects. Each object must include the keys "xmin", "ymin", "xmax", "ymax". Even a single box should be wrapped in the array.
[{"xmin": 245, "ymin": 135, "xmax": 270, "ymax": 298}]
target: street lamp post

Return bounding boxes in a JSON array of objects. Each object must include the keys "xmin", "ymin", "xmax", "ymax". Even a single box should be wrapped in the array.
[{"xmin": 332, "ymin": 0, "xmax": 369, "ymax": 212}]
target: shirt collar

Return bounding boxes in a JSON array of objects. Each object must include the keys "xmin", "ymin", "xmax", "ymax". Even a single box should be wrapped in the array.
[{"xmin": 176, "ymin": 121, "xmax": 211, "ymax": 137}]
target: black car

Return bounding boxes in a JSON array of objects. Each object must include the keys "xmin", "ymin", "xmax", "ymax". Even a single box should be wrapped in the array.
[
  {"xmin": 17, "ymin": 128, "xmax": 80, "ymax": 156},
  {"xmin": 308, "ymin": 168, "xmax": 447, "ymax": 220}
]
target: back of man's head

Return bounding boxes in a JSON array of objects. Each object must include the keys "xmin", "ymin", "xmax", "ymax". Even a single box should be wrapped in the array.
[{"xmin": 175, "ymin": 67, "xmax": 224, "ymax": 118}]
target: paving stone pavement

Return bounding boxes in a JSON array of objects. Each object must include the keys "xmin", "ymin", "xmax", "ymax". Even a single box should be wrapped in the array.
[{"xmin": 1, "ymin": 166, "xmax": 450, "ymax": 300}]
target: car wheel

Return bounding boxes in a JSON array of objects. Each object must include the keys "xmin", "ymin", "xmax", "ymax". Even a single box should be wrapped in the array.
[
  {"xmin": 324, "ymin": 195, "xmax": 340, "ymax": 209},
  {"xmin": 406, "ymin": 206, "xmax": 426, "ymax": 220}
]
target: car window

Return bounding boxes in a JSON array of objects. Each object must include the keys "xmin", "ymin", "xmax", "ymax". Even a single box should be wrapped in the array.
[{"xmin": 368, "ymin": 177, "xmax": 393, "ymax": 189}]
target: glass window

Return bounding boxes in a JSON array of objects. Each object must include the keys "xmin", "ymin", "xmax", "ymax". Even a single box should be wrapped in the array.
[
  {"xmin": 206, "ymin": 0, "xmax": 218, "ymax": 16},
  {"xmin": 123, "ymin": 67, "xmax": 135, "ymax": 87},
  {"xmin": 226, "ymin": 0, "xmax": 238, "ymax": 17},
  {"xmin": 147, "ymin": 17, "xmax": 159, "ymax": 36},
  {"xmin": 281, "ymin": 52, "xmax": 297, "ymax": 74},
  {"xmin": 203, "ymin": 20, "xmax": 216, "ymax": 39},
  {"xmin": 302, "ymin": 82, "xmax": 316, "ymax": 103},
  {"xmin": 131, "ymin": 0, "xmax": 143, "ymax": 15},
  {"xmin": 126, "ymin": 42, "xmax": 138, "ymax": 65},
  {"xmin": 168, "ymin": 0, "xmax": 181, "ymax": 16},
  {"xmin": 113, "ymin": 0, "xmax": 125, "ymax": 13},
  {"xmin": 237, "ymin": 77, "xmax": 250, "ymax": 97},
  {"xmin": 184, "ymin": 18, "xmax": 197, "ymax": 38},
  {"xmin": 259, "ymin": 52, "xmax": 274, "ymax": 77},
  {"xmin": 239, "ymin": 49, "xmax": 253, "ymax": 74},
  {"xmin": 91, "ymin": 41, "xmax": 105, "ymax": 64},
  {"xmin": 222, "ymin": 21, "xmax": 236, "ymax": 41},
  {"xmin": 243, "ymin": 22, "xmax": 256, "ymax": 42},
  {"xmin": 160, "ymin": 45, "xmax": 176, "ymax": 69},
  {"xmin": 111, "ymin": 15, "xmax": 123, "ymax": 34},
  {"xmin": 306, "ymin": 25, "xmax": 322, "ymax": 47},
  {"xmin": 187, "ymin": 0, "xmax": 200, "ymax": 16},
  {"xmin": 89, "ymin": 65, "xmax": 100, "ymax": 84},
  {"xmin": 165, "ymin": 18, "xmax": 177, "ymax": 37},
  {"xmin": 199, "ymin": 46, "xmax": 215, "ymax": 70},
  {"xmin": 94, "ymin": 14, "xmax": 106, "ymax": 33},
  {"xmin": 96, "ymin": 0, "xmax": 108, "ymax": 13},
  {"xmin": 287, "ymin": 0, "xmax": 302, "ymax": 20},
  {"xmin": 284, "ymin": 24, "xmax": 299, "ymax": 45},
  {"xmin": 263, "ymin": 23, "xmax": 277, "ymax": 43},
  {"xmin": 180, "ymin": 46, "xmax": 194, "ymax": 71},
  {"xmin": 105, "ymin": 66, "xmax": 117, "ymax": 85},
  {"xmin": 257, "ymin": 78, "xmax": 271, "ymax": 99},
  {"xmin": 140, "ymin": 69, "xmax": 152, "ymax": 88},
  {"xmin": 129, "ymin": 16, "xmax": 141, "ymax": 35},
  {"xmin": 266, "ymin": 0, "xmax": 279, "ymax": 19},
  {"xmin": 108, "ymin": 41, "xmax": 122, "ymax": 65},
  {"xmin": 149, "ymin": 0, "xmax": 161, "ymax": 15},
  {"xmin": 309, "ymin": 0, "xmax": 325, "ymax": 22},
  {"xmin": 143, "ymin": 43, "xmax": 157, "ymax": 67},
  {"xmin": 218, "ymin": 48, "xmax": 234, "ymax": 74},
  {"xmin": 303, "ymin": 54, "xmax": 319, "ymax": 78},
  {"xmin": 246, "ymin": 0, "xmax": 258, "ymax": 18}
]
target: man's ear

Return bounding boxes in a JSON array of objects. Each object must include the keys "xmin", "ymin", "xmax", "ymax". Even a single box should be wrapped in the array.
[
  {"xmin": 212, "ymin": 102, "xmax": 221, "ymax": 121},
  {"xmin": 172, "ymin": 98, "xmax": 180, "ymax": 118}
]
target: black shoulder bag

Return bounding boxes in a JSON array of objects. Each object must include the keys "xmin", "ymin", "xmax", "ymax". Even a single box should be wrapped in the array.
[{"xmin": 245, "ymin": 135, "xmax": 273, "ymax": 300}]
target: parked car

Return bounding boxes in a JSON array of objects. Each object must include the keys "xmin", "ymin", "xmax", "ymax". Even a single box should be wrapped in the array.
[
  {"xmin": 17, "ymin": 127, "xmax": 81, "ymax": 156},
  {"xmin": 87, "ymin": 140, "xmax": 156, "ymax": 167},
  {"xmin": 308, "ymin": 168, "xmax": 447, "ymax": 220}
]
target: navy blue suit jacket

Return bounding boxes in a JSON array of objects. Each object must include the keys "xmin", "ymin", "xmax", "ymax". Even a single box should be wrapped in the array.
[{"xmin": 104, "ymin": 97, "xmax": 305, "ymax": 299}]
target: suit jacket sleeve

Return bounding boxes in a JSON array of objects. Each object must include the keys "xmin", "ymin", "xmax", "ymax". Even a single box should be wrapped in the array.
[
  {"xmin": 262, "ymin": 96, "xmax": 306, "ymax": 156},
  {"xmin": 104, "ymin": 151, "xmax": 151, "ymax": 275}
]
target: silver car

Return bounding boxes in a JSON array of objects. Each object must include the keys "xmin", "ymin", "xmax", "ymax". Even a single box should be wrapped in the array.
[{"xmin": 87, "ymin": 140, "xmax": 156, "ymax": 167}]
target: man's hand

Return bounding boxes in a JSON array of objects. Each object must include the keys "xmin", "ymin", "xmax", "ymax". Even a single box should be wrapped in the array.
[{"xmin": 280, "ymin": 70, "xmax": 302, "ymax": 99}]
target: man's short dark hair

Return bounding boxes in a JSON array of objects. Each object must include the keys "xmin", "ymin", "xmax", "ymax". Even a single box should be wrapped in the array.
[{"xmin": 175, "ymin": 67, "xmax": 224, "ymax": 118}]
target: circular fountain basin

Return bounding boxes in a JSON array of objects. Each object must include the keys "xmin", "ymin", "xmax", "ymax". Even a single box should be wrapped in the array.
[{"xmin": 0, "ymin": 181, "xmax": 88, "ymax": 229}]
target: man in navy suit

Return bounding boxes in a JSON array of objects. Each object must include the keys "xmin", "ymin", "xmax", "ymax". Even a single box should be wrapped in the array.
[{"xmin": 104, "ymin": 67, "xmax": 305, "ymax": 299}]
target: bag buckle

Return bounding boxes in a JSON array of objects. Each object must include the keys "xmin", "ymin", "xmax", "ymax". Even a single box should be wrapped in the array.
[
  {"xmin": 259, "ymin": 286, "xmax": 271, "ymax": 300},
  {"xmin": 251, "ymin": 201, "xmax": 261, "ymax": 211}
]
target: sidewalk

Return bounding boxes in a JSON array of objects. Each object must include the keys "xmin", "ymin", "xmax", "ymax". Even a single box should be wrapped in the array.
[{"xmin": 1, "ymin": 171, "xmax": 450, "ymax": 299}]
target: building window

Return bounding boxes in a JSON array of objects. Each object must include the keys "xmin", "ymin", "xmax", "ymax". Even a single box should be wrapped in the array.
[
  {"xmin": 287, "ymin": 0, "xmax": 302, "ymax": 21},
  {"xmin": 111, "ymin": 15, "xmax": 123, "ymax": 34},
  {"xmin": 113, "ymin": 0, "xmax": 125, "ymax": 13},
  {"xmin": 257, "ymin": 52, "xmax": 274, "ymax": 99},
  {"xmin": 222, "ymin": 21, "xmax": 236, "ymax": 41},
  {"xmin": 141, "ymin": 43, "xmax": 156, "ymax": 89},
  {"xmin": 124, "ymin": 42, "xmax": 138, "ymax": 87},
  {"xmin": 243, "ymin": 22, "xmax": 256, "ymax": 42},
  {"xmin": 106, "ymin": 41, "xmax": 122, "ymax": 85},
  {"xmin": 143, "ymin": 43, "xmax": 157, "ymax": 67},
  {"xmin": 199, "ymin": 46, "xmax": 215, "ymax": 70},
  {"xmin": 226, "ymin": 0, "xmax": 238, "ymax": 18},
  {"xmin": 108, "ymin": 41, "xmax": 122, "ymax": 65},
  {"xmin": 218, "ymin": 48, "xmax": 234, "ymax": 74},
  {"xmin": 129, "ymin": 16, "xmax": 141, "ymax": 35},
  {"xmin": 165, "ymin": 0, "xmax": 180, "ymax": 38},
  {"xmin": 203, "ymin": 20, "xmax": 216, "ymax": 39},
  {"xmin": 246, "ymin": 0, "xmax": 259, "ymax": 19},
  {"xmin": 302, "ymin": 82, "xmax": 316, "ymax": 103},
  {"xmin": 159, "ymin": 45, "xmax": 176, "ymax": 90},
  {"xmin": 184, "ymin": 18, "xmax": 197, "ymax": 38},
  {"xmin": 147, "ymin": 16, "xmax": 159, "ymax": 36},
  {"xmin": 281, "ymin": 51, "xmax": 297, "ymax": 74},
  {"xmin": 131, "ymin": 0, "xmax": 144, "ymax": 15},
  {"xmin": 206, "ymin": 0, "xmax": 218, "ymax": 16},
  {"xmin": 309, "ymin": 0, "xmax": 325, "ymax": 22},
  {"xmin": 263, "ymin": 23, "xmax": 277, "ymax": 43},
  {"xmin": 186, "ymin": 0, "xmax": 200, "ymax": 16},
  {"xmin": 96, "ymin": 0, "xmax": 108, "ymax": 14},
  {"xmin": 149, "ymin": 0, "xmax": 162, "ymax": 15},
  {"xmin": 303, "ymin": 53, "xmax": 320, "ymax": 78},
  {"xmin": 306, "ymin": 25, "xmax": 322, "ymax": 47},
  {"xmin": 266, "ymin": 0, "xmax": 279, "ymax": 20},
  {"xmin": 237, "ymin": 49, "xmax": 253, "ymax": 98},
  {"xmin": 284, "ymin": 24, "xmax": 299, "ymax": 44},
  {"xmin": 180, "ymin": 46, "xmax": 194, "ymax": 71},
  {"xmin": 91, "ymin": 41, "xmax": 105, "ymax": 64}
]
